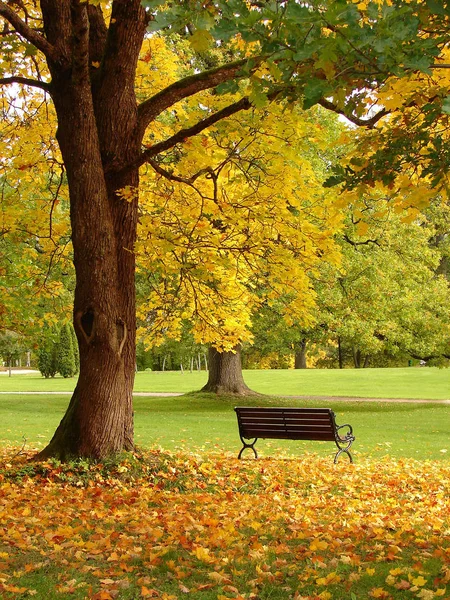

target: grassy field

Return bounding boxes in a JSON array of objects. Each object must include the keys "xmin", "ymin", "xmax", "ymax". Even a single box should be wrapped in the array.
[
  {"xmin": 1, "ymin": 392, "xmax": 448, "ymax": 460},
  {"xmin": 1, "ymin": 366, "xmax": 450, "ymax": 398}
]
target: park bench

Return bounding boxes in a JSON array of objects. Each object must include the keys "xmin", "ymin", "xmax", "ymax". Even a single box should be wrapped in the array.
[{"xmin": 234, "ymin": 406, "xmax": 355, "ymax": 463}]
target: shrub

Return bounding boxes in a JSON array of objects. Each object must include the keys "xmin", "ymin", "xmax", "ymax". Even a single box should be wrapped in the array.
[
  {"xmin": 37, "ymin": 338, "xmax": 58, "ymax": 378},
  {"xmin": 57, "ymin": 323, "xmax": 77, "ymax": 378}
]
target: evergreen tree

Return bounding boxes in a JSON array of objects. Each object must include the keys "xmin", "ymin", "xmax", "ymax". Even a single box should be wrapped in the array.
[
  {"xmin": 37, "ymin": 336, "xmax": 58, "ymax": 379},
  {"xmin": 57, "ymin": 323, "xmax": 77, "ymax": 378},
  {"xmin": 69, "ymin": 323, "xmax": 80, "ymax": 374}
]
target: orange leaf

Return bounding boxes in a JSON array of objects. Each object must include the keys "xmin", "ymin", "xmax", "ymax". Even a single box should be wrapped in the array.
[{"xmin": 141, "ymin": 586, "xmax": 159, "ymax": 598}]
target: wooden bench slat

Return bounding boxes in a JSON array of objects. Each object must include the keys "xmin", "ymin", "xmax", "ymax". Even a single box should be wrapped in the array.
[
  {"xmin": 239, "ymin": 417, "xmax": 334, "ymax": 426},
  {"xmin": 235, "ymin": 408, "xmax": 331, "ymax": 412},
  {"xmin": 240, "ymin": 431, "xmax": 337, "ymax": 441},
  {"xmin": 240, "ymin": 423, "xmax": 335, "ymax": 432}
]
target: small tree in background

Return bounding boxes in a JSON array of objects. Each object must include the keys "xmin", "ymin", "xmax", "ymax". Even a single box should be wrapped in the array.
[
  {"xmin": 57, "ymin": 323, "xmax": 77, "ymax": 379},
  {"xmin": 37, "ymin": 340, "xmax": 58, "ymax": 379},
  {"xmin": 37, "ymin": 327, "xmax": 59, "ymax": 378},
  {"xmin": 0, "ymin": 331, "xmax": 27, "ymax": 376},
  {"xmin": 69, "ymin": 324, "xmax": 80, "ymax": 373}
]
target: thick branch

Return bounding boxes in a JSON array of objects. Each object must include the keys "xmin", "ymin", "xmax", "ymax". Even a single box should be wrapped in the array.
[
  {"xmin": 132, "ymin": 97, "xmax": 253, "ymax": 171},
  {"xmin": 319, "ymin": 98, "xmax": 388, "ymax": 128},
  {"xmin": 342, "ymin": 234, "xmax": 380, "ymax": 247},
  {"xmin": 87, "ymin": 4, "xmax": 108, "ymax": 66},
  {"xmin": 137, "ymin": 58, "xmax": 258, "ymax": 137},
  {"xmin": 0, "ymin": 75, "xmax": 51, "ymax": 93},
  {"xmin": 70, "ymin": 3, "xmax": 90, "ymax": 84},
  {"xmin": 93, "ymin": 0, "xmax": 148, "ymax": 126},
  {"xmin": 148, "ymin": 159, "xmax": 215, "ymax": 186},
  {"xmin": 0, "ymin": 1, "xmax": 57, "ymax": 61}
]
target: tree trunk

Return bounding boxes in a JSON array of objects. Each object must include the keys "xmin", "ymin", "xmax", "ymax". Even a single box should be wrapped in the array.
[
  {"xmin": 294, "ymin": 339, "xmax": 307, "ymax": 369},
  {"xmin": 353, "ymin": 348, "xmax": 362, "ymax": 368},
  {"xmin": 338, "ymin": 337, "xmax": 344, "ymax": 369},
  {"xmin": 201, "ymin": 346, "xmax": 257, "ymax": 395},
  {"xmin": 37, "ymin": 2, "xmax": 147, "ymax": 459}
]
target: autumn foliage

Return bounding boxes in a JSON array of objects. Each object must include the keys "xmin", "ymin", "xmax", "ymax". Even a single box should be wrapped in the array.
[{"xmin": 0, "ymin": 448, "xmax": 448, "ymax": 599}]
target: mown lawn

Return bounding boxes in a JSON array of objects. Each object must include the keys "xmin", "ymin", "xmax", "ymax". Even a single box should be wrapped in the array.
[{"xmin": 0, "ymin": 393, "xmax": 448, "ymax": 460}]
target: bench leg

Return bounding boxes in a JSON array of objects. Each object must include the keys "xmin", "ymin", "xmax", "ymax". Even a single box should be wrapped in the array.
[
  {"xmin": 238, "ymin": 437, "xmax": 258, "ymax": 459},
  {"xmin": 334, "ymin": 448, "xmax": 353, "ymax": 463},
  {"xmin": 334, "ymin": 439, "xmax": 354, "ymax": 463}
]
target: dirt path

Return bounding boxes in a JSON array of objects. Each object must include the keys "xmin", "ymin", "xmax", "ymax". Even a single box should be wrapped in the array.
[
  {"xmin": 1, "ymin": 391, "xmax": 448, "ymax": 403},
  {"xmin": 279, "ymin": 395, "xmax": 450, "ymax": 404}
]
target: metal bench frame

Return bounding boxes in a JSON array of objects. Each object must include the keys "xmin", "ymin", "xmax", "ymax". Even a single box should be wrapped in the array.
[{"xmin": 234, "ymin": 406, "xmax": 355, "ymax": 463}]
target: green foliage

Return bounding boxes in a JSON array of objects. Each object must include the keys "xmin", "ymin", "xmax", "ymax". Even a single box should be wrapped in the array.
[
  {"xmin": 37, "ymin": 323, "xmax": 78, "ymax": 379},
  {"xmin": 69, "ymin": 323, "xmax": 79, "ymax": 372},
  {"xmin": 0, "ymin": 330, "xmax": 27, "ymax": 369},
  {"xmin": 56, "ymin": 323, "xmax": 77, "ymax": 378},
  {"xmin": 37, "ymin": 330, "xmax": 58, "ymax": 378}
]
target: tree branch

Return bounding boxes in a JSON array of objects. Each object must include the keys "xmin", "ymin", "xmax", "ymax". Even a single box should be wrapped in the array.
[
  {"xmin": 319, "ymin": 98, "xmax": 388, "ymax": 128},
  {"xmin": 0, "ymin": 75, "xmax": 51, "ymax": 93},
  {"xmin": 0, "ymin": 1, "xmax": 57, "ymax": 61},
  {"xmin": 87, "ymin": 4, "xmax": 107, "ymax": 67},
  {"xmin": 129, "ymin": 97, "xmax": 253, "ymax": 172},
  {"xmin": 342, "ymin": 234, "xmax": 380, "ymax": 247},
  {"xmin": 93, "ymin": 0, "xmax": 148, "ymax": 117},
  {"xmin": 148, "ymin": 159, "xmax": 215, "ymax": 186},
  {"xmin": 137, "ymin": 58, "xmax": 258, "ymax": 138}
]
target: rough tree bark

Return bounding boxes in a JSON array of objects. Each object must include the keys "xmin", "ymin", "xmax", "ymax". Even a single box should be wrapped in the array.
[
  {"xmin": 201, "ymin": 346, "xmax": 257, "ymax": 395},
  {"xmin": 294, "ymin": 339, "xmax": 307, "ymax": 369},
  {"xmin": 36, "ymin": 1, "xmax": 147, "ymax": 458},
  {"xmin": 337, "ymin": 337, "xmax": 344, "ymax": 369}
]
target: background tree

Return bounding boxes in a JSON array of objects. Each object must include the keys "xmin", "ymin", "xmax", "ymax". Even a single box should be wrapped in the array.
[
  {"xmin": 249, "ymin": 198, "xmax": 450, "ymax": 369},
  {"xmin": 57, "ymin": 322, "xmax": 78, "ymax": 378},
  {"xmin": 0, "ymin": 331, "xmax": 27, "ymax": 376},
  {"xmin": 37, "ymin": 330, "xmax": 59, "ymax": 379},
  {"xmin": 137, "ymin": 102, "xmax": 343, "ymax": 392}
]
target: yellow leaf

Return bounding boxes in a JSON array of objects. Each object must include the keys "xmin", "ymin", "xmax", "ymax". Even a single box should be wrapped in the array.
[
  {"xmin": 193, "ymin": 546, "xmax": 214, "ymax": 563},
  {"xmin": 189, "ymin": 30, "xmax": 213, "ymax": 52}
]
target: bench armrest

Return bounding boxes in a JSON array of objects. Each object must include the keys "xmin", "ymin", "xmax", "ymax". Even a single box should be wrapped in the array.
[{"xmin": 336, "ymin": 423, "xmax": 354, "ymax": 441}]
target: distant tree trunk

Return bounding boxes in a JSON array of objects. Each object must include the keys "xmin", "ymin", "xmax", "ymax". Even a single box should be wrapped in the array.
[
  {"xmin": 363, "ymin": 355, "xmax": 370, "ymax": 368},
  {"xmin": 353, "ymin": 348, "xmax": 362, "ymax": 368},
  {"xmin": 201, "ymin": 346, "xmax": 257, "ymax": 395},
  {"xmin": 294, "ymin": 339, "xmax": 307, "ymax": 369},
  {"xmin": 338, "ymin": 337, "xmax": 344, "ymax": 369}
]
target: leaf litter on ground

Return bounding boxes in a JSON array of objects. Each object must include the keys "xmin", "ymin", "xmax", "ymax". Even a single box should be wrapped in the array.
[{"xmin": 0, "ymin": 446, "xmax": 449, "ymax": 599}]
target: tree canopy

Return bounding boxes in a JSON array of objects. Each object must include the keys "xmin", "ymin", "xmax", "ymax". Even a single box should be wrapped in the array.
[{"xmin": 1, "ymin": 0, "xmax": 449, "ymax": 457}]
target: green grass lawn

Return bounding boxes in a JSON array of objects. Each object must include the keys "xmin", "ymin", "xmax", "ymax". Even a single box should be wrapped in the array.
[
  {"xmin": 1, "ymin": 392, "xmax": 448, "ymax": 460},
  {"xmin": 1, "ymin": 366, "xmax": 449, "ymax": 398},
  {"xmin": 1, "ymin": 370, "xmax": 449, "ymax": 600}
]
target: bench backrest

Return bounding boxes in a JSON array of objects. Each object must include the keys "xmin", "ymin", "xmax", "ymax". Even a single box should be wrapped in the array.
[{"xmin": 234, "ymin": 407, "xmax": 338, "ymax": 441}]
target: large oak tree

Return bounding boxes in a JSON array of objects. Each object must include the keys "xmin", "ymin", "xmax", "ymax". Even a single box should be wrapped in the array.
[{"xmin": 1, "ymin": 0, "xmax": 445, "ymax": 458}]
